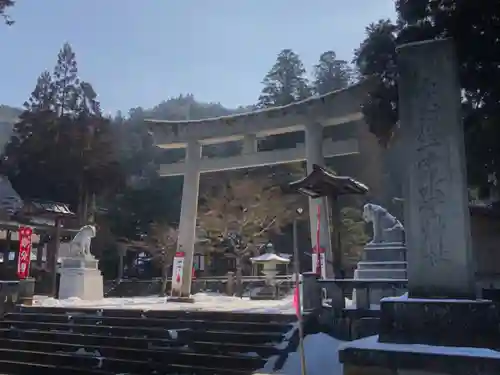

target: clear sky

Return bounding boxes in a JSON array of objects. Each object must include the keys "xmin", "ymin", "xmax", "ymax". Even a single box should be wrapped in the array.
[{"xmin": 0, "ymin": 0, "xmax": 396, "ymax": 114}]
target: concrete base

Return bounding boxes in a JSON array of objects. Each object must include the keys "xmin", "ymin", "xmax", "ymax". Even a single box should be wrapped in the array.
[
  {"xmin": 340, "ymin": 335, "xmax": 500, "ymax": 375},
  {"xmin": 340, "ymin": 298, "xmax": 500, "ymax": 375},
  {"xmin": 353, "ymin": 243, "xmax": 407, "ymax": 306},
  {"xmin": 58, "ymin": 266, "xmax": 104, "ymax": 300},
  {"xmin": 18, "ymin": 277, "xmax": 35, "ymax": 305}
]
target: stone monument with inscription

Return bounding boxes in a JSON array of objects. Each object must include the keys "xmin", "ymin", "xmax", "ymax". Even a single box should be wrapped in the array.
[
  {"xmin": 340, "ymin": 39, "xmax": 500, "ymax": 375},
  {"xmin": 58, "ymin": 225, "xmax": 104, "ymax": 300},
  {"xmin": 352, "ymin": 203, "xmax": 407, "ymax": 306}
]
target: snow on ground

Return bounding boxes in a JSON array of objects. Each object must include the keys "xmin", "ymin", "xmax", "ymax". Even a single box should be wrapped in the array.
[
  {"xmin": 257, "ymin": 333, "xmax": 344, "ymax": 375},
  {"xmin": 340, "ymin": 335, "xmax": 500, "ymax": 359},
  {"xmin": 33, "ymin": 292, "xmax": 296, "ymax": 313}
]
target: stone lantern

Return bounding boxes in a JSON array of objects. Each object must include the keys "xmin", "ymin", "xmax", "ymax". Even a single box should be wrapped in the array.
[{"xmin": 250, "ymin": 243, "xmax": 290, "ymax": 300}]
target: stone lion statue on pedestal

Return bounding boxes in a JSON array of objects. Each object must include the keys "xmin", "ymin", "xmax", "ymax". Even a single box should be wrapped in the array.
[
  {"xmin": 362, "ymin": 203, "xmax": 404, "ymax": 244},
  {"xmin": 69, "ymin": 225, "xmax": 96, "ymax": 259}
]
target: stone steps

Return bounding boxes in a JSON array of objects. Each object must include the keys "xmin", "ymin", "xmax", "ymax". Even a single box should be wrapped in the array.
[
  {"xmin": 354, "ymin": 269, "xmax": 407, "ymax": 279},
  {"xmin": 0, "ymin": 305, "xmax": 299, "ymax": 374},
  {"xmin": 4, "ymin": 311, "xmax": 290, "ymax": 333},
  {"xmin": 356, "ymin": 261, "xmax": 407, "ymax": 270},
  {"xmin": 0, "ymin": 360, "xmax": 116, "ymax": 375}
]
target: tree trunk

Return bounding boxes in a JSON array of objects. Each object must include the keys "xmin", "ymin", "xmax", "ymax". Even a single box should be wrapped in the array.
[
  {"xmin": 235, "ymin": 256, "xmax": 243, "ymax": 298},
  {"xmin": 82, "ymin": 191, "xmax": 89, "ymax": 225},
  {"xmin": 77, "ymin": 191, "xmax": 88, "ymax": 227},
  {"xmin": 88, "ymin": 193, "xmax": 96, "ymax": 224},
  {"xmin": 160, "ymin": 263, "xmax": 169, "ymax": 297},
  {"xmin": 117, "ymin": 254, "xmax": 124, "ymax": 280},
  {"xmin": 48, "ymin": 218, "xmax": 61, "ymax": 297}
]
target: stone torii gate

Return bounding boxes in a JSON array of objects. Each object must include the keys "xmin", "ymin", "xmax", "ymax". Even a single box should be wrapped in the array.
[{"xmin": 146, "ymin": 80, "xmax": 373, "ymax": 299}]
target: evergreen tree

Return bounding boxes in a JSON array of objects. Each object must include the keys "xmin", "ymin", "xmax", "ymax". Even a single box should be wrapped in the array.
[
  {"xmin": 355, "ymin": 0, "xmax": 500, "ymax": 191},
  {"xmin": 313, "ymin": 51, "xmax": 353, "ymax": 95},
  {"xmin": 24, "ymin": 71, "xmax": 54, "ymax": 111},
  {"xmin": 2, "ymin": 43, "xmax": 123, "ymax": 222},
  {"xmin": 52, "ymin": 43, "xmax": 80, "ymax": 116},
  {"xmin": 258, "ymin": 49, "xmax": 312, "ymax": 108},
  {"xmin": 354, "ymin": 19, "xmax": 399, "ymax": 146}
]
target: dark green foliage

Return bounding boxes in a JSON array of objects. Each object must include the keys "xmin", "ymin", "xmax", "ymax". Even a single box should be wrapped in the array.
[
  {"xmin": 353, "ymin": 20, "xmax": 400, "ymax": 146},
  {"xmin": 354, "ymin": 0, "xmax": 500, "ymax": 189},
  {"xmin": 313, "ymin": 51, "xmax": 354, "ymax": 95},
  {"xmin": 257, "ymin": 49, "xmax": 312, "ymax": 151},
  {"xmin": 1, "ymin": 43, "xmax": 123, "ymax": 220},
  {"xmin": 258, "ymin": 49, "xmax": 312, "ymax": 108}
]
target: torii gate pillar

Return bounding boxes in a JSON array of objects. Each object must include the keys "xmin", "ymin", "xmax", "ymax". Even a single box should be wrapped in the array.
[
  {"xmin": 173, "ymin": 140, "xmax": 201, "ymax": 298},
  {"xmin": 305, "ymin": 122, "xmax": 334, "ymax": 278}
]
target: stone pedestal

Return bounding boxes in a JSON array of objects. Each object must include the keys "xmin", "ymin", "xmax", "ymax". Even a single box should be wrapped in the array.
[
  {"xmin": 302, "ymin": 272, "xmax": 322, "ymax": 312},
  {"xmin": 340, "ymin": 298, "xmax": 500, "ymax": 375},
  {"xmin": 18, "ymin": 277, "xmax": 36, "ymax": 306},
  {"xmin": 58, "ymin": 257, "xmax": 104, "ymax": 300},
  {"xmin": 353, "ymin": 242, "xmax": 407, "ymax": 306}
]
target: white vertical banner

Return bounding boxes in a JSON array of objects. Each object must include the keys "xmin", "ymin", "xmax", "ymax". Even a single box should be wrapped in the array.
[
  {"xmin": 171, "ymin": 251, "xmax": 185, "ymax": 296},
  {"xmin": 311, "ymin": 249, "xmax": 326, "ymax": 279}
]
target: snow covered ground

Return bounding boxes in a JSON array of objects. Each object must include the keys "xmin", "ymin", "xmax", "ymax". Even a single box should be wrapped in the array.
[
  {"xmin": 257, "ymin": 333, "xmax": 344, "ymax": 375},
  {"xmin": 33, "ymin": 292, "xmax": 297, "ymax": 313}
]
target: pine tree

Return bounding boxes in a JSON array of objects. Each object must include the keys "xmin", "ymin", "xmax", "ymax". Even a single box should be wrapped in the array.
[
  {"xmin": 52, "ymin": 43, "xmax": 81, "ymax": 116},
  {"xmin": 313, "ymin": 51, "xmax": 353, "ymax": 95},
  {"xmin": 257, "ymin": 49, "xmax": 312, "ymax": 108},
  {"xmin": 2, "ymin": 42, "xmax": 123, "ymax": 219},
  {"xmin": 24, "ymin": 71, "xmax": 54, "ymax": 112}
]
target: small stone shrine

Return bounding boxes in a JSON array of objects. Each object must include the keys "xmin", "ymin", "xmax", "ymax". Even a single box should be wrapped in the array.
[
  {"xmin": 340, "ymin": 39, "xmax": 500, "ymax": 375},
  {"xmin": 250, "ymin": 243, "xmax": 290, "ymax": 300},
  {"xmin": 352, "ymin": 203, "xmax": 407, "ymax": 306},
  {"xmin": 58, "ymin": 225, "xmax": 103, "ymax": 300}
]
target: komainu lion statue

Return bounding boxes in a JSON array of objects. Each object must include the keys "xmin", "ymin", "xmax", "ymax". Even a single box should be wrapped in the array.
[
  {"xmin": 69, "ymin": 225, "xmax": 96, "ymax": 258},
  {"xmin": 362, "ymin": 203, "xmax": 404, "ymax": 244}
]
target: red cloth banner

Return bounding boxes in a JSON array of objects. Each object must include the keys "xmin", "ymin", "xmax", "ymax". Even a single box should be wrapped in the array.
[
  {"xmin": 293, "ymin": 286, "xmax": 300, "ymax": 317},
  {"xmin": 17, "ymin": 227, "xmax": 33, "ymax": 279}
]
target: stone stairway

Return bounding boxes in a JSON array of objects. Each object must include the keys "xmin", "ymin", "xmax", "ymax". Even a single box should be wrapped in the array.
[{"xmin": 0, "ymin": 305, "xmax": 300, "ymax": 375}]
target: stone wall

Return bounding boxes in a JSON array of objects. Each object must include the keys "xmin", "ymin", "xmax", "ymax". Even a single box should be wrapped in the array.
[{"xmin": 471, "ymin": 206, "xmax": 500, "ymax": 277}]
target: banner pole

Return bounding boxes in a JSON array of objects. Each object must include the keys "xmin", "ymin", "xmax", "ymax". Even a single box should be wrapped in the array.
[{"xmin": 293, "ymin": 218, "xmax": 307, "ymax": 375}]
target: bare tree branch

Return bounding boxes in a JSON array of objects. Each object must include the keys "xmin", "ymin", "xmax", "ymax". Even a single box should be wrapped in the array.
[
  {"xmin": 145, "ymin": 223, "xmax": 178, "ymax": 269},
  {"xmin": 198, "ymin": 174, "xmax": 300, "ymax": 260}
]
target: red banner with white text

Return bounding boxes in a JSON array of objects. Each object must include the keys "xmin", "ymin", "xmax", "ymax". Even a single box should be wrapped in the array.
[{"xmin": 17, "ymin": 227, "xmax": 33, "ymax": 279}]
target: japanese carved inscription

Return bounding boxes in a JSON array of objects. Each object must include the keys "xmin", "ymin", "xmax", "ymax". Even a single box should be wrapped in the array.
[
  {"xmin": 413, "ymin": 75, "xmax": 450, "ymax": 267},
  {"xmin": 398, "ymin": 39, "xmax": 475, "ymax": 298}
]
